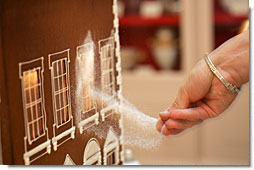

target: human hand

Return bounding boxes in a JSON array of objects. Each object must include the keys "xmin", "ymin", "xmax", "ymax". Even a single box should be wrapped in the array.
[{"xmin": 156, "ymin": 30, "xmax": 249, "ymax": 136}]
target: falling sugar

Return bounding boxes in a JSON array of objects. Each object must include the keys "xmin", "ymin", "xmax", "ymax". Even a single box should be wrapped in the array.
[
  {"xmin": 120, "ymin": 98, "xmax": 163, "ymax": 150},
  {"xmin": 74, "ymin": 32, "xmax": 163, "ymax": 150},
  {"xmin": 91, "ymin": 90, "xmax": 163, "ymax": 150}
]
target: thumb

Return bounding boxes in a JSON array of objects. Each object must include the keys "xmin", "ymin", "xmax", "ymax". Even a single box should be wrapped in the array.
[
  {"xmin": 160, "ymin": 85, "xmax": 190, "ymax": 121},
  {"xmin": 170, "ymin": 86, "xmax": 190, "ymax": 109}
]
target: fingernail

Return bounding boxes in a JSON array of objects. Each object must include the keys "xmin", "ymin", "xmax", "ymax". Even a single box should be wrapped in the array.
[
  {"xmin": 160, "ymin": 124, "xmax": 166, "ymax": 135},
  {"xmin": 159, "ymin": 110, "xmax": 170, "ymax": 115}
]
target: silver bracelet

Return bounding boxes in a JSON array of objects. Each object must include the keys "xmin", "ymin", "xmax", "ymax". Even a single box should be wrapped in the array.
[{"xmin": 204, "ymin": 54, "xmax": 240, "ymax": 94}]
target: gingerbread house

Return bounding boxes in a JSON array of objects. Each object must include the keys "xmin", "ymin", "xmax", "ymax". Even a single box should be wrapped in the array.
[{"xmin": 0, "ymin": 0, "xmax": 124, "ymax": 165}]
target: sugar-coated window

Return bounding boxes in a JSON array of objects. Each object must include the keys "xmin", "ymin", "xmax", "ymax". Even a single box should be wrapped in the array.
[
  {"xmin": 80, "ymin": 52, "xmax": 96, "ymax": 117},
  {"xmin": 101, "ymin": 44, "xmax": 115, "ymax": 98}
]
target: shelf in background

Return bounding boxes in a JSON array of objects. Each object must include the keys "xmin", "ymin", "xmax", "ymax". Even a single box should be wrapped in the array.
[
  {"xmin": 119, "ymin": 15, "xmax": 180, "ymax": 27},
  {"xmin": 119, "ymin": 12, "xmax": 248, "ymax": 27},
  {"xmin": 214, "ymin": 11, "xmax": 248, "ymax": 26}
]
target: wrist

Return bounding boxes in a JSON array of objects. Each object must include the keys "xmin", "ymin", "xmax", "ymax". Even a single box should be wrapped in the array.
[
  {"xmin": 209, "ymin": 32, "xmax": 249, "ymax": 88},
  {"xmin": 211, "ymin": 54, "xmax": 243, "ymax": 88}
]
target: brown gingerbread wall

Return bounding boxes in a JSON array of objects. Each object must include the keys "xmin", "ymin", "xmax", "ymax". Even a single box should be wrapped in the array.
[{"xmin": 0, "ymin": 0, "xmax": 123, "ymax": 165}]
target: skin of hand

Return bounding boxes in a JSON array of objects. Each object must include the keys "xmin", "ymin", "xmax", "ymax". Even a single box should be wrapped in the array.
[{"xmin": 156, "ymin": 30, "xmax": 249, "ymax": 136}]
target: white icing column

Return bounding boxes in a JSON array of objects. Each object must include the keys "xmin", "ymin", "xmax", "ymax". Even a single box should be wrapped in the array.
[{"xmin": 112, "ymin": 0, "xmax": 124, "ymax": 163}]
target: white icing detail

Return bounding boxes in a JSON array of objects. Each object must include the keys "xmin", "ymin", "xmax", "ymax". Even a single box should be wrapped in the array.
[
  {"xmin": 113, "ymin": 0, "xmax": 124, "ymax": 163},
  {"xmin": 118, "ymin": 118, "xmax": 123, "ymax": 131},
  {"xmin": 100, "ymin": 103, "xmax": 118, "ymax": 121},
  {"xmin": 114, "ymin": 18, "xmax": 119, "ymax": 28},
  {"xmin": 48, "ymin": 49, "xmax": 75, "ymax": 151},
  {"xmin": 83, "ymin": 138, "xmax": 101, "ymax": 165},
  {"xmin": 103, "ymin": 127, "xmax": 120, "ymax": 165},
  {"xmin": 98, "ymin": 37, "xmax": 116, "ymax": 121},
  {"xmin": 64, "ymin": 154, "xmax": 76, "ymax": 165},
  {"xmin": 52, "ymin": 126, "xmax": 75, "ymax": 151},
  {"xmin": 120, "ymin": 150, "xmax": 124, "ymax": 162},
  {"xmin": 78, "ymin": 113, "xmax": 99, "ymax": 134},
  {"xmin": 19, "ymin": 57, "xmax": 51, "ymax": 165},
  {"xmin": 76, "ymin": 42, "xmax": 99, "ymax": 134},
  {"xmin": 23, "ymin": 140, "xmax": 51, "ymax": 165}
]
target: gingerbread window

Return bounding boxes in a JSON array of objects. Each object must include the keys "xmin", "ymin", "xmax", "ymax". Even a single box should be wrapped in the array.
[
  {"xmin": 19, "ymin": 57, "xmax": 51, "ymax": 165},
  {"xmin": 51, "ymin": 58, "xmax": 70, "ymax": 127},
  {"xmin": 99, "ymin": 37, "xmax": 117, "ymax": 121},
  {"xmin": 49, "ymin": 49, "xmax": 75, "ymax": 152},
  {"xmin": 101, "ymin": 44, "xmax": 115, "ymax": 98},
  {"xmin": 103, "ymin": 127, "xmax": 119, "ymax": 165},
  {"xmin": 83, "ymin": 138, "xmax": 101, "ymax": 165},
  {"xmin": 77, "ymin": 43, "xmax": 99, "ymax": 134},
  {"xmin": 23, "ymin": 68, "xmax": 46, "ymax": 143}
]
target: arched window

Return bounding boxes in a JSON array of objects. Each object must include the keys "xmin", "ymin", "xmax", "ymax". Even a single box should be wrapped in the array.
[{"xmin": 83, "ymin": 138, "xmax": 101, "ymax": 165}]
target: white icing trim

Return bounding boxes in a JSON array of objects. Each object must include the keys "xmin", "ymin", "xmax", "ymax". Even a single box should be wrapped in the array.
[
  {"xmin": 76, "ymin": 43, "xmax": 94, "ymax": 60},
  {"xmin": 78, "ymin": 112, "xmax": 99, "ymax": 134},
  {"xmin": 100, "ymin": 103, "xmax": 118, "ymax": 121},
  {"xmin": 103, "ymin": 127, "xmax": 120, "ymax": 165},
  {"xmin": 48, "ymin": 49, "xmax": 75, "ymax": 151},
  {"xmin": 112, "ymin": 0, "xmax": 125, "ymax": 163},
  {"xmin": 23, "ymin": 140, "xmax": 51, "ymax": 165},
  {"xmin": 52, "ymin": 126, "xmax": 75, "ymax": 151},
  {"xmin": 63, "ymin": 154, "xmax": 76, "ymax": 165},
  {"xmin": 19, "ymin": 57, "xmax": 51, "ymax": 165},
  {"xmin": 83, "ymin": 138, "xmax": 101, "ymax": 165},
  {"xmin": 120, "ymin": 150, "xmax": 124, "ymax": 162}
]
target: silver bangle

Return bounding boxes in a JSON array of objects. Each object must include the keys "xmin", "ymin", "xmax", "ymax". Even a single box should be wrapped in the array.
[{"xmin": 204, "ymin": 54, "xmax": 240, "ymax": 94}]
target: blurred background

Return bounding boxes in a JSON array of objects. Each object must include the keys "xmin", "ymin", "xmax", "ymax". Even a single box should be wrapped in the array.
[{"xmin": 118, "ymin": 0, "xmax": 249, "ymax": 165}]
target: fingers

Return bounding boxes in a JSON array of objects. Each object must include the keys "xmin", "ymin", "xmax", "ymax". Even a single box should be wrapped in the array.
[
  {"xmin": 164, "ymin": 119, "xmax": 202, "ymax": 130},
  {"xmin": 156, "ymin": 119, "xmax": 164, "ymax": 132},
  {"xmin": 161, "ymin": 126, "xmax": 183, "ymax": 136},
  {"xmin": 159, "ymin": 110, "xmax": 171, "ymax": 121},
  {"xmin": 159, "ymin": 85, "xmax": 191, "ymax": 122},
  {"xmin": 159, "ymin": 103, "xmax": 198, "ymax": 121},
  {"xmin": 156, "ymin": 117, "xmax": 203, "ymax": 136},
  {"xmin": 168, "ymin": 103, "xmax": 217, "ymax": 121}
]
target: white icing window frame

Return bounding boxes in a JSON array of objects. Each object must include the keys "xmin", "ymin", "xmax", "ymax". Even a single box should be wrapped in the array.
[
  {"xmin": 76, "ymin": 43, "xmax": 99, "ymax": 134},
  {"xmin": 98, "ymin": 37, "xmax": 117, "ymax": 121},
  {"xmin": 19, "ymin": 57, "xmax": 51, "ymax": 165},
  {"xmin": 48, "ymin": 49, "xmax": 75, "ymax": 151},
  {"xmin": 83, "ymin": 138, "xmax": 101, "ymax": 165},
  {"xmin": 103, "ymin": 127, "xmax": 119, "ymax": 165}
]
